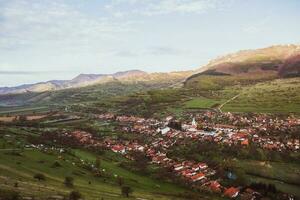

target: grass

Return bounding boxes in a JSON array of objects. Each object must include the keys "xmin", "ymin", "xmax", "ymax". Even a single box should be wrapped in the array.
[
  {"xmin": 0, "ymin": 106, "xmax": 50, "ymax": 115},
  {"xmin": 1, "ymin": 76, "xmax": 299, "ymax": 118},
  {"xmin": 0, "ymin": 129, "xmax": 190, "ymax": 200},
  {"xmin": 184, "ymin": 97, "xmax": 222, "ymax": 109},
  {"xmin": 184, "ymin": 73, "xmax": 277, "ymax": 91},
  {"xmin": 72, "ymin": 149, "xmax": 185, "ymax": 194},
  {"xmin": 222, "ymin": 78, "xmax": 300, "ymax": 113},
  {"xmin": 233, "ymin": 159, "xmax": 300, "ymax": 198}
]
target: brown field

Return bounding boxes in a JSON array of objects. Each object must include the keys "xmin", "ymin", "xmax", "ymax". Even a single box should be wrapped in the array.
[{"xmin": 0, "ymin": 114, "xmax": 48, "ymax": 122}]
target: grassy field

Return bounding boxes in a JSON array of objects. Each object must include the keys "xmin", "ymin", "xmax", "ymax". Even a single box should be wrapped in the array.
[
  {"xmin": 0, "ymin": 119, "xmax": 227, "ymax": 200},
  {"xmin": 0, "ymin": 125, "xmax": 195, "ymax": 200},
  {"xmin": 184, "ymin": 73, "xmax": 277, "ymax": 91},
  {"xmin": 222, "ymin": 78, "xmax": 300, "ymax": 113},
  {"xmin": 233, "ymin": 159, "xmax": 300, "ymax": 198},
  {"xmin": 184, "ymin": 97, "xmax": 222, "ymax": 109},
  {"xmin": 72, "ymin": 149, "xmax": 186, "ymax": 193},
  {"xmin": 0, "ymin": 76, "xmax": 299, "ymax": 117},
  {"xmin": 0, "ymin": 106, "xmax": 51, "ymax": 115},
  {"xmin": 0, "ymin": 147, "xmax": 189, "ymax": 200},
  {"xmin": 90, "ymin": 77, "xmax": 300, "ymax": 117}
]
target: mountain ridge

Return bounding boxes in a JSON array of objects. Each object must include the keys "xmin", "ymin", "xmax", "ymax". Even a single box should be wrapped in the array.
[
  {"xmin": 185, "ymin": 44, "xmax": 300, "ymax": 85},
  {"xmin": 2, "ymin": 44, "xmax": 300, "ymax": 95},
  {"xmin": 0, "ymin": 69, "xmax": 192, "ymax": 95}
]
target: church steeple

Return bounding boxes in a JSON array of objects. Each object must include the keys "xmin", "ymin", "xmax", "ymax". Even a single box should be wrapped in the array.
[{"xmin": 192, "ymin": 117, "xmax": 197, "ymax": 128}]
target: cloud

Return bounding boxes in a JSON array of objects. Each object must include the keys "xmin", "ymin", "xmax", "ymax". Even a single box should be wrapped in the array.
[
  {"xmin": 113, "ymin": 46, "xmax": 188, "ymax": 58},
  {"xmin": 106, "ymin": 0, "xmax": 231, "ymax": 16},
  {"xmin": 0, "ymin": 0, "xmax": 134, "ymax": 50},
  {"xmin": 146, "ymin": 46, "xmax": 188, "ymax": 56},
  {"xmin": 242, "ymin": 16, "xmax": 272, "ymax": 34},
  {"xmin": 0, "ymin": 71, "xmax": 39, "ymax": 75},
  {"xmin": 114, "ymin": 50, "xmax": 138, "ymax": 57},
  {"xmin": 0, "ymin": 70, "xmax": 72, "ymax": 75}
]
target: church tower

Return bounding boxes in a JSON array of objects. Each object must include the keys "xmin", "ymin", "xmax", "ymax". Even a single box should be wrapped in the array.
[{"xmin": 192, "ymin": 117, "xmax": 197, "ymax": 128}]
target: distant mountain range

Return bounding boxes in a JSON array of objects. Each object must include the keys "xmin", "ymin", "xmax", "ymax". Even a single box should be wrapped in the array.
[
  {"xmin": 0, "ymin": 70, "xmax": 191, "ymax": 95},
  {"xmin": 1, "ymin": 44, "xmax": 300, "ymax": 95}
]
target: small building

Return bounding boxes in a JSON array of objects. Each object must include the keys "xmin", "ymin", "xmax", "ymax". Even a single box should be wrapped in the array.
[{"xmin": 224, "ymin": 187, "xmax": 239, "ymax": 198}]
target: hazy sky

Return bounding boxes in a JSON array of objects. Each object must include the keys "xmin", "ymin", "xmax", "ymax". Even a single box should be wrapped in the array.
[{"xmin": 0, "ymin": 0, "xmax": 300, "ymax": 86}]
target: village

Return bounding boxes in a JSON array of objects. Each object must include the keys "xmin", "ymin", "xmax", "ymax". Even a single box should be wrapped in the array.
[{"xmin": 29, "ymin": 111, "xmax": 299, "ymax": 199}]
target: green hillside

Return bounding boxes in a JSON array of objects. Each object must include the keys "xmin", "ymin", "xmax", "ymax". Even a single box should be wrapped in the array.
[
  {"xmin": 91, "ymin": 77, "xmax": 300, "ymax": 117},
  {"xmin": 0, "ymin": 127, "xmax": 197, "ymax": 200}
]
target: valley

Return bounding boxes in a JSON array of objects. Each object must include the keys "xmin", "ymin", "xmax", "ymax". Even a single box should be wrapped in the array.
[{"xmin": 0, "ymin": 45, "xmax": 299, "ymax": 200}]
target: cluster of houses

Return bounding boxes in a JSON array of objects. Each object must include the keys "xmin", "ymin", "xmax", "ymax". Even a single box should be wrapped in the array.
[
  {"xmin": 108, "ymin": 112, "xmax": 299, "ymax": 153},
  {"xmin": 96, "ymin": 134, "xmax": 243, "ymax": 198},
  {"xmin": 31, "ymin": 111, "xmax": 298, "ymax": 199},
  {"xmin": 86, "ymin": 112, "xmax": 299, "ymax": 198}
]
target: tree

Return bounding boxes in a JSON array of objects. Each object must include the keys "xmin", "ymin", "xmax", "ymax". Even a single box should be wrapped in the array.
[
  {"xmin": 34, "ymin": 173, "xmax": 46, "ymax": 181},
  {"xmin": 168, "ymin": 120, "xmax": 182, "ymax": 131},
  {"xmin": 117, "ymin": 177, "xmax": 124, "ymax": 186},
  {"xmin": 51, "ymin": 161, "xmax": 62, "ymax": 168},
  {"xmin": 129, "ymin": 151, "xmax": 149, "ymax": 172},
  {"xmin": 64, "ymin": 176, "xmax": 74, "ymax": 187},
  {"xmin": 69, "ymin": 191, "xmax": 82, "ymax": 200},
  {"xmin": 95, "ymin": 157, "xmax": 101, "ymax": 169},
  {"xmin": 235, "ymin": 169, "xmax": 247, "ymax": 185},
  {"xmin": 121, "ymin": 186, "xmax": 133, "ymax": 197}
]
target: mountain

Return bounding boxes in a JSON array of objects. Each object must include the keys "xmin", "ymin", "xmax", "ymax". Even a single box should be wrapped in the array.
[
  {"xmin": 0, "ymin": 70, "xmax": 192, "ymax": 106},
  {"xmin": 191, "ymin": 44, "xmax": 300, "ymax": 75},
  {"xmin": 185, "ymin": 45, "xmax": 300, "ymax": 88},
  {"xmin": 0, "ymin": 70, "xmax": 191, "ymax": 95},
  {"xmin": 279, "ymin": 54, "xmax": 300, "ymax": 77},
  {"xmin": 0, "ymin": 81, "xmax": 63, "ymax": 95}
]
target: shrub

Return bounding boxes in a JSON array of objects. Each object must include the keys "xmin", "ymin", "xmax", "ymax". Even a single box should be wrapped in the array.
[
  {"xmin": 34, "ymin": 173, "xmax": 46, "ymax": 181},
  {"xmin": 0, "ymin": 189, "xmax": 20, "ymax": 200},
  {"xmin": 64, "ymin": 176, "xmax": 74, "ymax": 187},
  {"xmin": 69, "ymin": 191, "xmax": 82, "ymax": 200},
  {"xmin": 51, "ymin": 161, "xmax": 62, "ymax": 168},
  {"xmin": 121, "ymin": 186, "xmax": 133, "ymax": 198}
]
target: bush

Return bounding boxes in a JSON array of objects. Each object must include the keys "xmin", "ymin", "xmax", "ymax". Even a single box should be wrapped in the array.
[
  {"xmin": 121, "ymin": 186, "xmax": 133, "ymax": 198},
  {"xmin": 34, "ymin": 173, "xmax": 46, "ymax": 181},
  {"xmin": 51, "ymin": 161, "xmax": 62, "ymax": 168},
  {"xmin": 69, "ymin": 191, "xmax": 82, "ymax": 200},
  {"xmin": 64, "ymin": 176, "xmax": 74, "ymax": 187},
  {"xmin": 0, "ymin": 189, "xmax": 20, "ymax": 200}
]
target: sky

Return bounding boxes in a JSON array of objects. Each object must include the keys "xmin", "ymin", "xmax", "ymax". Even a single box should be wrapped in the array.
[{"xmin": 0, "ymin": 0, "xmax": 300, "ymax": 87}]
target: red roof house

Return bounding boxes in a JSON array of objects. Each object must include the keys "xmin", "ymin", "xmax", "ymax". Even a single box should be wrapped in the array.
[
  {"xmin": 224, "ymin": 187, "xmax": 239, "ymax": 198},
  {"xmin": 191, "ymin": 173, "xmax": 205, "ymax": 182}
]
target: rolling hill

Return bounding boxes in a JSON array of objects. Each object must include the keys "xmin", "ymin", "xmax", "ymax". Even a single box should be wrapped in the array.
[{"xmin": 0, "ymin": 71, "xmax": 192, "ymax": 107}]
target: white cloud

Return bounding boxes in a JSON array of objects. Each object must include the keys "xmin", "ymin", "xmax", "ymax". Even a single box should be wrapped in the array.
[
  {"xmin": 148, "ymin": 0, "xmax": 217, "ymax": 15},
  {"xmin": 106, "ymin": 0, "xmax": 231, "ymax": 16},
  {"xmin": 242, "ymin": 16, "xmax": 271, "ymax": 34},
  {"xmin": 0, "ymin": 0, "xmax": 134, "ymax": 50},
  {"xmin": 113, "ymin": 46, "xmax": 188, "ymax": 58}
]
